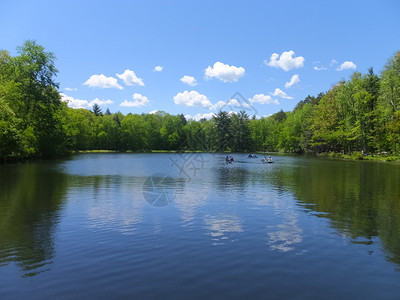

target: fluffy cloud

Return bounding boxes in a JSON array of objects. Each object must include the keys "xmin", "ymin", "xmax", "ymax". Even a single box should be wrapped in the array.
[
  {"xmin": 205, "ymin": 62, "xmax": 245, "ymax": 82},
  {"xmin": 60, "ymin": 93, "xmax": 113, "ymax": 109},
  {"xmin": 211, "ymin": 98, "xmax": 252, "ymax": 111},
  {"xmin": 185, "ymin": 112, "xmax": 216, "ymax": 121},
  {"xmin": 313, "ymin": 66, "xmax": 327, "ymax": 71},
  {"xmin": 227, "ymin": 111, "xmax": 239, "ymax": 116},
  {"xmin": 149, "ymin": 110, "xmax": 158, "ymax": 114},
  {"xmin": 91, "ymin": 98, "xmax": 113, "ymax": 106},
  {"xmin": 116, "ymin": 69, "xmax": 144, "ymax": 86},
  {"xmin": 285, "ymin": 74, "xmax": 300, "ymax": 88},
  {"xmin": 180, "ymin": 75, "xmax": 197, "ymax": 86},
  {"xmin": 120, "ymin": 93, "xmax": 149, "ymax": 107},
  {"xmin": 153, "ymin": 66, "xmax": 163, "ymax": 72},
  {"xmin": 265, "ymin": 51, "xmax": 305, "ymax": 71},
  {"xmin": 249, "ymin": 94, "xmax": 280, "ymax": 105},
  {"xmin": 337, "ymin": 61, "xmax": 357, "ymax": 71},
  {"xmin": 174, "ymin": 90, "xmax": 213, "ymax": 108},
  {"xmin": 272, "ymin": 88, "xmax": 293, "ymax": 99},
  {"xmin": 84, "ymin": 74, "xmax": 123, "ymax": 89}
]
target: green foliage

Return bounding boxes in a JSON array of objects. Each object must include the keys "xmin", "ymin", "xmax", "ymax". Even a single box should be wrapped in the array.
[
  {"xmin": 121, "ymin": 114, "xmax": 148, "ymax": 150},
  {"xmin": 272, "ymin": 109, "xmax": 287, "ymax": 123},
  {"xmin": 279, "ymin": 104, "xmax": 312, "ymax": 153},
  {"xmin": 380, "ymin": 51, "xmax": 400, "ymax": 114},
  {"xmin": 65, "ymin": 108, "xmax": 96, "ymax": 150},
  {"xmin": 1, "ymin": 43, "xmax": 400, "ymax": 159},
  {"xmin": 229, "ymin": 111, "xmax": 252, "ymax": 152},
  {"xmin": 213, "ymin": 111, "xmax": 232, "ymax": 151},
  {"xmin": 0, "ymin": 41, "xmax": 68, "ymax": 159},
  {"xmin": 92, "ymin": 103, "xmax": 102, "ymax": 116}
]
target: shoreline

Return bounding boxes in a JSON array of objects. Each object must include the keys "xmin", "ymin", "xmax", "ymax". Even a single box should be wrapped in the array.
[{"xmin": 2, "ymin": 150, "xmax": 399, "ymax": 164}]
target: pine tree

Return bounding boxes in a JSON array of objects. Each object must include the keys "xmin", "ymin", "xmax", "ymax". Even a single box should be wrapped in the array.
[{"xmin": 92, "ymin": 104, "xmax": 102, "ymax": 116}]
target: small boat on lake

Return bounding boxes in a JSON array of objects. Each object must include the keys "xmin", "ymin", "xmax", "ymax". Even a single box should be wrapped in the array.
[
  {"xmin": 262, "ymin": 156, "xmax": 273, "ymax": 163},
  {"xmin": 247, "ymin": 153, "xmax": 258, "ymax": 158},
  {"xmin": 225, "ymin": 155, "xmax": 234, "ymax": 163}
]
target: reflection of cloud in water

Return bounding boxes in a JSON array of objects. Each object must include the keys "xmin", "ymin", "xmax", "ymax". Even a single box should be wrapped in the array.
[
  {"xmin": 88, "ymin": 201, "xmax": 143, "ymax": 235},
  {"xmin": 204, "ymin": 214, "xmax": 243, "ymax": 245},
  {"xmin": 87, "ymin": 182, "xmax": 144, "ymax": 235},
  {"xmin": 174, "ymin": 186, "xmax": 209, "ymax": 224},
  {"xmin": 251, "ymin": 191, "xmax": 273, "ymax": 207},
  {"xmin": 266, "ymin": 197, "xmax": 303, "ymax": 253},
  {"xmin": 267, "ymin": 214, "xmax": 302, "ymax": 252}
]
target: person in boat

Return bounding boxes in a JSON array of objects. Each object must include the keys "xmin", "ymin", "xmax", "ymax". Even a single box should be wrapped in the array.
[
  {"xmin": 268, "ymin": 156, "xmax": 272, "ymax": 162},
  {"xmin": 226, "ymin": 155, "xmax": 234, "ymax": 163}
]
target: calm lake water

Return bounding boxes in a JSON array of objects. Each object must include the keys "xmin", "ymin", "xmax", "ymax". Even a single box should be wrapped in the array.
[{"xmin": 1, "ymin": 153, "xmax": 400, "ymax": 299}]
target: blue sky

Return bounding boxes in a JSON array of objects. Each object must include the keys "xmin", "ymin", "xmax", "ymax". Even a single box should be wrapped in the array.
[{"xmin": 1, "ymin": 0, "xmax": 399, "ymax": 119}]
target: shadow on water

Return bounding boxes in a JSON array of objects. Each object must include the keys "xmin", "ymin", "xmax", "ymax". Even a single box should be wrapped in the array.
[{"xmin": 0, "ymin": 162, "xmax": 68, "ymax": 277}]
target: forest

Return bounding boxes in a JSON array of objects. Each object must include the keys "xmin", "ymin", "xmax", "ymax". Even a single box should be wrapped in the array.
[{"xmin": 1, "ymin": 41, "xmax": 400, "ymax": 161}]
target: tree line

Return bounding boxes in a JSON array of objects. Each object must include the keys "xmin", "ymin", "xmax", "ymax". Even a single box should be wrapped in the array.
[{"xmin": 1, "ymin": 41, "xmax": 400, "ymax": 160}]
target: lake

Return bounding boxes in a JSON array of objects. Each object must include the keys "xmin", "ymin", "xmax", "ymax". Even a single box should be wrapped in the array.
[{"xmin": 1, "ymin": 153, "xmax": 400, "ymax": 299}]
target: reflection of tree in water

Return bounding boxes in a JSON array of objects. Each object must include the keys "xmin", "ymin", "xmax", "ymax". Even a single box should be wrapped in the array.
[
  {"xmin": 214, "ymin": 166, "xmax": 250, "ymax": 191},
  {"xmin": 279, "ymin": 160, "xmax": 400, "ymax": 266},
  {"xmin": 0, "ymin": 163, "xmax": 67, "ymax": 276}
]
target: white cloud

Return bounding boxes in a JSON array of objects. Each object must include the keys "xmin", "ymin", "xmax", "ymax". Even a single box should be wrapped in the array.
[
  {"xmin": 116, "ymin": 69, "xmax": 144, "ymax": 86},
  {"xmin": 149, "ymin": 110, "xmax": 158, "ymax": 114},
  {"xmin": 84, "ymin": 74, "xmax": 123, "ymax": 89},
  {"xmin": 227, "ymin": 111, "xmax": 238, "ymax": 116},
  {"xmin": 337, "ymin": 61, "xmax": 357, "ymax": 71},
  {"xmin": 180, "ymin": 75, "xmax": 197, "ymax": 86},
  {"xmin": 249, "ymin": 94, "xmax": 280, "ymax": 105},
  {"xmin": 120, "ymin": 93, "xmax": 149, "ymax": 107},
  {"xmin": 185, "ymin": 112, "xmax": 216, "ymax": 121},
  {"xmin": 60, "ymin": 93, "xmax": 87, "ymax": 109},
  {"xmin": 285, "ymin": 74, "xmax": 300, "ymax": 88},
  {"xmin": 174, "ymin": 90, "xmax": 213, "ymax": 108},
  {"xmin": 65, "ymin": 87, "xmax": 78, "ymax": 91},
  {"xmin": 330, "ymin": 59, "xmax": 338, "ymax": 66},
  {"xmin": 313, "ymin": 66, "xmax": 327, "ymax": 71},
  {"xmin": 272, "ymin": 88, "xmax": 293, "ymax": 99},
  {"xmin": 211, "ymin": 98, "xmax": 251, "ymax": 111},
  {"xmin": 265, "ymin": 51, "xmax": 305, "ymax": 71},
  {"xmin": 91, "ymin": 98, "xmax": 113, "ymax": 106},
  {"xmin": 60, "ymin": 93, "xmax": 113, "ymax": 109},
  {"xmin": 205, "ymin": 62, "xmax": 245, "ymax": 82},
  {"xmin": 153, "ymin": 66, "xmax": 163, "ymax": 72}
]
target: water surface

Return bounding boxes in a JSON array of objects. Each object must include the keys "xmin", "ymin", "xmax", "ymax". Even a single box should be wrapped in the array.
[{"xmin": 1, "ymin": 153, "xmax": 399, "ymax": 299}]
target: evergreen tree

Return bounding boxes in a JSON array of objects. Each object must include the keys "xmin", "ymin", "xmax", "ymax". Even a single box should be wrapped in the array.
[
  {"xmin": 213, "ymin": 111, "xmax": 231, "ymax": 151},
  {"xmin": 230, "ymin": 111, "xmax": 251, "ymax": 151},
  {"xmin": 92, "ymin": 104, "xmax": 102, "ymax": 116}
]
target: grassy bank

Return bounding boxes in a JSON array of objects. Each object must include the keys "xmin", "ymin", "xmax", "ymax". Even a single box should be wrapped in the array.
[{"xmin": 317, "ymin": 151, "xmax": 400, "ymax": 163}]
